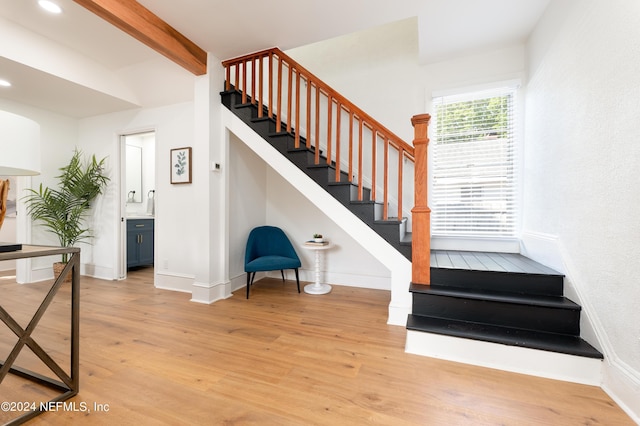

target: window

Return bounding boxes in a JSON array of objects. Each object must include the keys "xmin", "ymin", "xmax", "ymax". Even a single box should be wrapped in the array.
[{"xmin": 432, "ymin": 85, "xmax": 518, "ymax": 238}]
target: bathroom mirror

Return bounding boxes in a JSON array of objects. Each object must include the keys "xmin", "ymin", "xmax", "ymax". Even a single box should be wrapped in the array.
[{"xmin": 126, "ymin": 144, "xmax": 142, "ymax": 203}]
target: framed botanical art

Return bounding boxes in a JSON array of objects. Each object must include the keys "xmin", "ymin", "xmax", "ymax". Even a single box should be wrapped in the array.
[{"xmin": 170, "ymin": 147, "xmax": 192, "ymax": 184}]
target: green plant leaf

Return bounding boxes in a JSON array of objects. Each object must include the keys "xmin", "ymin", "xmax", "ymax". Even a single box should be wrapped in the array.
[{"xmin": 23, "ymin": 149, "xmax": 110, "ymax": 262}]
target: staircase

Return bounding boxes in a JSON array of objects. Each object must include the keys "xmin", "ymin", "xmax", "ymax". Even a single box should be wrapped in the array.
[
  {"xmin": 406, "ymin": 250, "xmax": 603, "ymax": 383},
  {"xmin": 220, "ymin": 87, "xmax": 411, "ymax": 260},
  {"xmin": 220, "ymin": 48, "xmax": 603, "ymax": 384}
]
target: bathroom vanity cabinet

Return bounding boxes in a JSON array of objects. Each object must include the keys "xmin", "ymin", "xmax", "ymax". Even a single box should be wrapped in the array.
[{"xmin": 127, "ymin": 218, "xmax": 154, "ymax": 268}]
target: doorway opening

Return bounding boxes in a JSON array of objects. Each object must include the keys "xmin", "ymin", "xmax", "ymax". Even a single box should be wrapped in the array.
[{"xmin": 120, "ymin": 131, "xmax": 156, "ymax": 279}]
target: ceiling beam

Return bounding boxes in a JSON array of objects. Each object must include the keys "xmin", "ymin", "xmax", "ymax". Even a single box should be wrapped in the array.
[{"xmin": 73, "ymin": 0, "xmax": 207, "ymax": 75}]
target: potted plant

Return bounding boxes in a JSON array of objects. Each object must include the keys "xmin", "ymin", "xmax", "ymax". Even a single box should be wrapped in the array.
[
  {"xmin": 24, "ymin": 149, "xmax": 109, "ymax": 278},
  {"xmin": 313, "ymin": 233, "xmax": 323, "ymax": 243}
]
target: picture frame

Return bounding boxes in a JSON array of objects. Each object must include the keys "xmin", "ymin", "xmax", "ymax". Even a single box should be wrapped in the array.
[{"xmin": 170, "ymin": 147, "xmax": 192, "ymax": 184}]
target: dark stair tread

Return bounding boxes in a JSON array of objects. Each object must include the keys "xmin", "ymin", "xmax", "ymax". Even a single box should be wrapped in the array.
[
  {"xmin": 250, "ymin": 115, "xmax": 275, "ymax": 122},
  {"xmin": 374, "ymin": 217, "xmax": 406, "ymax": 225},
  {"xmin": 234, "ymin": 102, "xmax": 256, "ymax": 108},
  {"xmin": 350, "ymin": 200, "xmax": 383, "ymax": 206},
  {"xmin": 306, "ymin": 163, "xmax": 336, "ymax": 169},
  {"xmin": 326, "ymin": 180, "xmax": 369, "ymax": 193},
  {"xmin": 407, "ymin": 314, "xmax": 603, "ymax": 359},
  {"xmin": 327, "ymin": 180, "xmax": 360, "ymax": 187},
  {"xmin": 288, "ymin": 146, "xmax": 319, "ymax": 154},
  {"xmin": 431, "ymin": 250, "xmax": 563, "ymax": 276},
  {"xmin": 306, "ymin": 163, "xmax": 348, "ymax": 177},
  {"xmin": 409, "ymin": 283, "xmax": 581, "ymax": 310},
  {"xmin": 269, "ymin": 131, "xmax": 296, "ymax": 137}
]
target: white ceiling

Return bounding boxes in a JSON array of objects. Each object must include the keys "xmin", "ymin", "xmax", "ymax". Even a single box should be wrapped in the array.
[{"xmin": 0, "ymin": 0, "xmax": 550, "ymax": 118}]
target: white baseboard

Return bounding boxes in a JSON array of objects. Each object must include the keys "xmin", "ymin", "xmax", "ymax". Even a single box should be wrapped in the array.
[
  {"xmin": 269, "ymin": 268, "xmax": 390, "ymax": 290},
  {"xmin": 29, "ymin": 265, "xmax": 54, "ymax": 283},
  {"xmin": 387, "ymin": 303, "xmax": 409, "ymax": 326},
  {"xmin": 191, "ymin": 280, "xmax": 232, "ymax": 304},
  {"xmin": 155, "ymin": 270, "xmax": 193, "ymax": 293},
  {"xmin": 519, "ymin": 231, "xmax": 564, "ymax": 272},
  {"xmin": 28, "ymin": 263, "xmax": 113, "ymax": 283},
  {"xmin": 406, "ymin": 330, "xmax": 603, "ymax": 385},
  {"xmin": 602, "ymin": 358, "xmax": 640, "ymax": 424},
  {"xmin": 81, "ymin": 263, "xmax": 114, "ymax": 281},
  {"xmin": 229, "ymin": 273, "xmax": 248, "ymax": 294},
  {"xmin": 431, "ymin": 236, "xmax": 520, "ymax": 253}
]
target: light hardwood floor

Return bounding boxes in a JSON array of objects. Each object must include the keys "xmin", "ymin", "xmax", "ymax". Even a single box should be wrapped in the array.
[{"xmin": 0, "ymin": 268, "xmax": 634, "ymax": 425}]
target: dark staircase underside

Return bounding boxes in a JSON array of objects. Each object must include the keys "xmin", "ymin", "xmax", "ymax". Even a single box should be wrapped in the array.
[
  {"xmin": 408, "ymin": 250, "xmax": 603, "ymax": 359},
  {"xmin": 221, "ymin": 88, "xmax": 411, "ymax": 260}
]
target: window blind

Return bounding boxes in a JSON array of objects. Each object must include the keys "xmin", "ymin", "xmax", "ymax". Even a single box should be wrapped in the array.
[{"xmin": 432, "ymin": 86, "xmax": 518, "ymax": 237}]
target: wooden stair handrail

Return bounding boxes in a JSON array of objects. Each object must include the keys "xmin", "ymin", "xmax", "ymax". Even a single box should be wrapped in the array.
[{"xmin": 222, "ymin": 48, "xmax": 414, "ymax": 158}]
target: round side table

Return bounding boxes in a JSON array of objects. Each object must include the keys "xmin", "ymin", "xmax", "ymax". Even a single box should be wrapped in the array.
[{"xmin": 302, "ymin": 242, "xmax": 332, "ymax": 294}]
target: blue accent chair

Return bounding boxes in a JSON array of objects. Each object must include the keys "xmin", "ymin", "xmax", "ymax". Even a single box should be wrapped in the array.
[{"xmin": 244, "ymin": 226, "xmax": 301, "ymax": 299}]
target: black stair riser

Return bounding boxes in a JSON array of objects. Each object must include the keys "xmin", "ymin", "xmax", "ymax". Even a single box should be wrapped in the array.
[
  {"xmin": 285, "ymin": 149, "xmax": 323, "ymax": 171},
  {"xmin": 268, "ymin": 132, "xmax": 309, "ymax": 151},
  {"xmin": 411, "ymin": 292, "xmax": 580, "ymax": 335},
  {"xmin": 348, "ymin": 202, "xmax": 383, "ymax": 224},
  {"xmin": 221, "ymin": 89, "xmax": 242, "ymax": 109},
  {"xmin": 231, "ymin": 103, "xmax": 258, "ymax": 123},
  {"xmin": 371, "ymin": 221, "xmax": 403, "ymax": 242},
  {"xmin": 250, "ymin": 116, "xmax": 278, "ymax": 134},
  {"xmin": 430, "ymin": 268, "xmax": 564, "ymax": 297},
  {"xmin": 306, "ymin": 165, "xmax": 350, "ymax": 185},
  {"xmin": 327, "ymin": 183, "xmax": 370, "ymax": 204},
  {"xmin": 395, "ymin": 243, "xmax": 412, "ymax": 260}
]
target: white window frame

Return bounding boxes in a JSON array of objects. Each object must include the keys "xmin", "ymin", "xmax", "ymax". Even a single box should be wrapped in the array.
[{"xmin": 430, "ymin": 80, "xmax": 522, "ymax": 252}]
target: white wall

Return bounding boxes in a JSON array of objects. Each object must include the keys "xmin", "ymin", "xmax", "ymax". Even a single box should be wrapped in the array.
[
  {"xmin": 524, "ymin": 0, "xmax": 640, "ymax": 419},
  {"xmin": 287, "ymin": 17, "xmax": 525, "ymax": 146},
  {"xmin": 286, "ymin": 18, "xmax": 421, "ymax": 143},
  {"xmin": 77, "ymin": 102, "xmax": 196, "ymax": 282},
  {"xmin": 228, "ymin": 133, "xmax": 268, "ymax": 284}
]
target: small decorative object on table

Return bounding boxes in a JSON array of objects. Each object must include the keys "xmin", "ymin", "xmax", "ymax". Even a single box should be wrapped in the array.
[{"xmin": 305, "ymin": 234, "xmax": 327, "ymax": 246}]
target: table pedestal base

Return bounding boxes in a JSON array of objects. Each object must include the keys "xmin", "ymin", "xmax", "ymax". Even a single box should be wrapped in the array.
[{"xmin": 304, "ymin": 283, "xmax": 332, "ymax": 295}]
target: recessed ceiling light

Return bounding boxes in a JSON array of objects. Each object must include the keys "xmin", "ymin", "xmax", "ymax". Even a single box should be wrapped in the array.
[
  {"xmin": 38, "ymin": 0, "xmax": 62, "ymax": 14},
  {"xmin": 0, "ymin": 80, "xmax": 11, "ymax": 87}
]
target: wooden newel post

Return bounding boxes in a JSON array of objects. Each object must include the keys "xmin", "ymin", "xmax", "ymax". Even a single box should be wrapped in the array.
[{"xmin": 411, "ymin": 114, "xmax": 431, "ymax": 285}]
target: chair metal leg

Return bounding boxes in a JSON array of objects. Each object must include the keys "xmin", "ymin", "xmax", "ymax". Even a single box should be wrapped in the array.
[
  {"xmin": 246, "ymin": 273, "xmax": 251, "ymax": 299},
  {"xmin": 280, "ymin": 270, "xmax": 285, "ymax": 281},
  {"xmin": 294, "ymin": 268, "xmax": 300, "ymax": 293}
]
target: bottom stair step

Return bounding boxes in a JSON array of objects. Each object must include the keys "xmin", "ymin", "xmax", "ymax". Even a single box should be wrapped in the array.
[{"xmin": 407, "ymin": 314, "xmax": 603, "ymax": 359}]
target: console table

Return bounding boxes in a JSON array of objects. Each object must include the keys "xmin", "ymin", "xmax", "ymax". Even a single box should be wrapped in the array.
[{"xmin": 0, "ymin": 245, "xmax": 80, "ymax": 425}]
